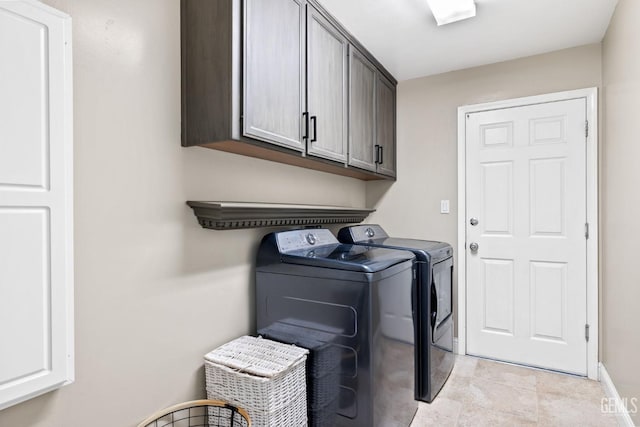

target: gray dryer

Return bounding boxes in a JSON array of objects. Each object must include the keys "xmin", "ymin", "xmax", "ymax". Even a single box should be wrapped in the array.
[{"xmin": 339, "ymin": 224, "xmax": 455, "ymax": 403}]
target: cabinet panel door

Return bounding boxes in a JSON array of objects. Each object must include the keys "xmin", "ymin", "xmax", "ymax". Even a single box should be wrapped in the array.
[
  {"xmin": 376, "ymin": 74, "xmax": 396, "ymax": 177},
  {"xmin": 306, "ymin": 6, "xmax": 348, "ymax": 163},
  {"xmin": 0, "ymin": 1, "xmax": 73, "ymax": 411},
  {"xmin": 348, "ymin": 47, "xmax": 376, "ymax": 172},
  {"xmin": 243, "ymin": 0, "xmax": 305, "ymax": 151}
]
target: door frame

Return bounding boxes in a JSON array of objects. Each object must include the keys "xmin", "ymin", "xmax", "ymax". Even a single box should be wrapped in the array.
[{"xmin": 456, "ymin": 87, "xmax": 599, "ymax": 379}]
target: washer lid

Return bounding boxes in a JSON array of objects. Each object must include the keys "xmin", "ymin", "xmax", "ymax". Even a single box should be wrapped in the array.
[{"xmin": 281, "ymin": 243, "xmax": 414, "ymax": 273}]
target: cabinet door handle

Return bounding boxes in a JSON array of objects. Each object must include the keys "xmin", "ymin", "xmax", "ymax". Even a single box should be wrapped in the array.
[
  {"xmin": 374, "ymin": 144, "xmax": 380, "ymax": 164},
  {"xmin": 379, "ymin": 146, "xmax": 383, "ymax": 164},
  {"xmin": 302, "ymin": 112, "xmax": 309, "ymax": 140},
  {"xmin": 310, "ymin": 116, "xmax": 317, "ymax": 142}
]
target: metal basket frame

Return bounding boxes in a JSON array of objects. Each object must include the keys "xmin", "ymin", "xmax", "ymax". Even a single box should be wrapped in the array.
[{"xmin": 137, "ymin": 399, "xmax": 251, "ymax": 427}]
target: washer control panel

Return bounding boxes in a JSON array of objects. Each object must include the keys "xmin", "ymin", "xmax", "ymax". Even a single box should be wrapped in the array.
[{"xmin": 276, "ymin": 229, "xmax": 338, "ymax": 253}]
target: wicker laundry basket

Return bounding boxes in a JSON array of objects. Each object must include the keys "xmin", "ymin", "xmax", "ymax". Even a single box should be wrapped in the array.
[{"xmin": 204, "ymin": 336, "xmax": 309, "ymax": 427}]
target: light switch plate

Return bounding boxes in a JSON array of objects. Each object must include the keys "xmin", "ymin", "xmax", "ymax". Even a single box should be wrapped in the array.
[{"xmin": 440, "ymin": 199, "xmax": 450, "ymax": 214}]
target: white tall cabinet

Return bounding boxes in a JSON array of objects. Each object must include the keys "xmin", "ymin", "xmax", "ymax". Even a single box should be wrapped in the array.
[{"xmin": 0, "ymin": 0, "xmax": 73, "ymax": 410}]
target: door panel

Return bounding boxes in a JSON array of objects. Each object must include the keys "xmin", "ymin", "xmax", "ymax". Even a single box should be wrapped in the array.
[
  {"xmin": 306, "ymin": 6, "xmax": 347, "ymax": 162},
  {"xmin": 481, "ymin": 162, "xmax": 513, "ymax": 235},
  {"xmin": 480, "ymin": 121, "xmax": 513, "ymax": 148},
  {"xmin": 482, "ymin": 259, "xmax": 514, "ymax": 334},
  {"xmin": 0, "ymin": 8, "xmax": 48, "ymax": 189},
  {"xmin": 466, "ymin": 98, "xmax": 587, "ymax": 375},
  {"xmin": 348, "ymin": 47, "xmax": 376, "ymax": 172},
  {"xmin": 530, "ymin": 159, "xmax": 565, "ymax": 235},
  {"xmin": 376, "ymin": 74, "xmax": 396, "ymax": 177},
  {"xmin": 530, "ymin": 115, "xmax": 566, "ymax": 145},
  {"xmin": 0, "ymin": 208, "xmax": 50, "ymax": 385},
  {"xmin": 530, "ymin": 261, "xmax": 567, "ymax": 342},
  {"xmin": 243, "ymin": 0, "xmax": 305, "ymax": 151}
]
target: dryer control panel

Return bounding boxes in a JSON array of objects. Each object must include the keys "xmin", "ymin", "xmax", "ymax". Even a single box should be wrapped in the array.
[
  {"xmin": 346, "ymin": 224, "xmax": 389, "ymax": 242},
  {"xmin": 276, "ymin": 229, "xmax": 338, "ymax": 253}
]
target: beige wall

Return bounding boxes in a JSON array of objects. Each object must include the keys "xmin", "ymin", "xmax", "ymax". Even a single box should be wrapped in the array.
[
  {"xmin": 366, "ymin": 44, "xmax": 603, "ymax": 336},
  {"xmin": 1, "ymin": 1, "xmax": 629, "ymax": 425},
  {"xmin": 602, "ymin": 0, "xmax": 640, "ymax": 423},
  {"xmin": 0, "ymin": 1, "xmax": 365, "ymax": 426}
]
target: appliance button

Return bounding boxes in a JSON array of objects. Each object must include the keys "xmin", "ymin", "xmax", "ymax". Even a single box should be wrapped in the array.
[
  {"xmin": 365, "ymin": 227, "xmax": 375, "ymax": 238},
  {"xmin": 306, "ymin": 233, "xmax": 317, "ymax": 245}
]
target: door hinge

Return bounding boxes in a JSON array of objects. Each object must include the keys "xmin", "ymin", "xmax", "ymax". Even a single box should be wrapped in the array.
[
  {"xmin": 585, "ymin": 223, "xmax": 590, "ymax": 239},
  {"xmin": 585, "ymin": 120, "xmax": 589, "ymax": 138},
  {"xmin": 585, "ymin": 324, "xmax": 590, "ymax": 342}
]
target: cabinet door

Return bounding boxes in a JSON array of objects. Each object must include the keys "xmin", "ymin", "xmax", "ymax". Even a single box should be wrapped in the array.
[
  {"xmin": 0, "ymin": 1, "xmax": 74, "ymax": 410},
  {"xmin": 376, "ymin": 74, "xmax": 396, "ymax": 177},
  {"xmin": 243, "ymin": 0, "xmax": 305, "ymax": 151},
  {"xmin": 306, "ymin": 6, "xmax": 348, "ymax": 163},
  {"xmin": 348, "ymin": 47, "xmax": 377, "ymax": 172}
]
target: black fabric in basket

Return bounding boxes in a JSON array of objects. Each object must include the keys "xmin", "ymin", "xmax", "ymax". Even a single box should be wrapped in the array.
[{"xmin": 258, "ymin": 323, "xmax": 342, "ymax": 427}]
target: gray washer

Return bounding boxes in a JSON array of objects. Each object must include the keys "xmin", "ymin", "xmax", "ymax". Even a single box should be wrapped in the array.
[{"xmin": 256, "ymin": 228, "xmax": 418, "ymax": 427}]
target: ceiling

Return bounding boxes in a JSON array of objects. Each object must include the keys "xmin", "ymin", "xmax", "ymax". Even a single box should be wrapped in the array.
[{"xmin": 317, "ymin": 0, "xmax": 619, "ymax": 81}]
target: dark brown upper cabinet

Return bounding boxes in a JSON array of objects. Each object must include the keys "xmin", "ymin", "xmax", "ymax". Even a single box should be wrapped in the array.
[
  {"xmin": 348, "ymin": 47, "xmax": 397, "ymax": 178},
  {"xmin": 306, "ymin": 5, "xmax": 348, "ymax": 163},
  {"xmin": 181, "ymin": 0, "xmax": 397, "ymax": 181},
  {"xmin": 376, "ymin": 73, "xmax": 397, "ymax": 178},
  {"xmin": 348, "ymin": 47, "xmax": 377, "ymax": 173},
  {"xmin": 243, "ymin": 0, "xmax": 306, "ymax": 152}
]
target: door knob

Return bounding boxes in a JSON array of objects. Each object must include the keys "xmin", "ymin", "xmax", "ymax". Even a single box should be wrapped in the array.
[
  {"xmin": 469, "ymin": 242, "xmax": 479, "ymax": 252},
  {"xmin": 470, "ymin": 217, "xmax": 478, "ymax": 226}
]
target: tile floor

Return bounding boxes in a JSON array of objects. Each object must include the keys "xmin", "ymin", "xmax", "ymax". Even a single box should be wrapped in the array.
[{"xmin": 410, "ymin": 355, "xmax": 619, "ymax": 426}]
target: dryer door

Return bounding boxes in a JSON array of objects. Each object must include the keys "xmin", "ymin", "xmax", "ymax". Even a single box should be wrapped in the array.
[{"xmin": 431, "ymin": 257, "xmax": 453, "ymax": 341}]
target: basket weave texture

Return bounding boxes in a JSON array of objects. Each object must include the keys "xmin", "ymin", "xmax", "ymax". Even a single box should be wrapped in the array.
[{"xmin": 205, "ymin": 336, "xmax": 309, "ymax": 427}]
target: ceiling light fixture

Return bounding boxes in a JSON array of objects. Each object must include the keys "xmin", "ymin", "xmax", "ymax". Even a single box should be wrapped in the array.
[{"xmin": 426, "ymin": 0, "xmax": 476, "ymax": 26}]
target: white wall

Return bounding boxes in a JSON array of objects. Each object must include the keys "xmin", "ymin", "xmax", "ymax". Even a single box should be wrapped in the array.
[
  {"xmin": 366, "ymin": 44, "xmax": 603, "ymax": 335},
  {"xmin": 0, "ymin": 1, "xmax": 365, "ymax": 426},
  {"xmin": 602, "ymin": 0, "xmax": 640, "ymax": 423}
]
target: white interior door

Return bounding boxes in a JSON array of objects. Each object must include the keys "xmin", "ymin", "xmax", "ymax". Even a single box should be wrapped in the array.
[
  {"xmin": 465, "ymin": 98, "xmax": 587, "ymax": 375},
  {"xmin": 0, "ymin": 0, "xmax": 73, "ymax": 410}
]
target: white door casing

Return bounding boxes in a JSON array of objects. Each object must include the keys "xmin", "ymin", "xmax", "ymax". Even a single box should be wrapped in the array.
[
  {"xmin": 457, "ymin": 88, "xmax": 599, "ymax": 379},
  {"xmin": 0, "ymin": 0, "xmax": 74, "ymax": 410}
]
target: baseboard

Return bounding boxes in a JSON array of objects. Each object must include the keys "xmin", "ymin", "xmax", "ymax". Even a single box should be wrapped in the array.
[{"xmin": 599, "ymin": 363, "xmax": 636, "ymax": 426}]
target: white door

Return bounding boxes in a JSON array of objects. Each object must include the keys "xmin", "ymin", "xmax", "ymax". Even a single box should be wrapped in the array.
[
  {"xmin": 0, "ymin": 0, "xmax": 74, "ymax": 410},
  {"xmin": 465, "ymin": 98, "xmax": 587, "ymax": 375}
]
